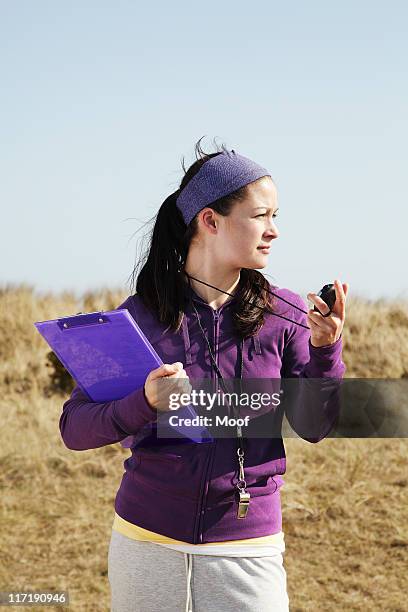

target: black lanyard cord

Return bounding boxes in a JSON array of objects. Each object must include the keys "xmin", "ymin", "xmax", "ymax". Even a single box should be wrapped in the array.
[
  {"xmin": 186, "ymin": 277, "xmax": 247, "ymax": 465},
  {"xmin": 184, "ymin": 272, "xmax": 317, "ymax": 330}
]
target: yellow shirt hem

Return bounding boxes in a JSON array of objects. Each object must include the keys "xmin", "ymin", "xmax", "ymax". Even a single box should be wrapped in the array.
[{"xmin": 112, "ymin": 512, "xmax": 284, "ymax": 546}]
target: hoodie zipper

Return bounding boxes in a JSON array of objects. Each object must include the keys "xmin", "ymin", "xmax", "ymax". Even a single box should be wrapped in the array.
[{"xmin": 194, "ymin": 307, "xmax": 220, "ymax": 543}]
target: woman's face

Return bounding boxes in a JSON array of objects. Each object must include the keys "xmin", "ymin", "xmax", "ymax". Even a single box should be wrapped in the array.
[{"xmin": 213, "ymin": 176, "xmax": 279, "ymax": 269}]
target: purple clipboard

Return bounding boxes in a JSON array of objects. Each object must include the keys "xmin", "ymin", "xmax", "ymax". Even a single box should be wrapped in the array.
[{"xmin": 34, "ymin": 309, "xmax": 212, "ymax": 447}]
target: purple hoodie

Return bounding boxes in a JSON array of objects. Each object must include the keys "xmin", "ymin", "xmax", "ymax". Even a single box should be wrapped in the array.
[{"xmin": 59, "ymin": 282, "xmax": 345, "ymax": 544}]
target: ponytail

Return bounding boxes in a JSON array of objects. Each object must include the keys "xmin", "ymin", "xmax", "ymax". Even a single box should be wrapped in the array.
[{"xmin": 135, "ymin": 190, "xmax": 189, "ymax": 333}]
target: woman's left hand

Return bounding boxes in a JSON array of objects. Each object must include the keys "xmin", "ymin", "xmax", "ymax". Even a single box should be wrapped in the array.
[{"xmin": 306, "ymin": 279, "xmax": 349, "ymax": 348}]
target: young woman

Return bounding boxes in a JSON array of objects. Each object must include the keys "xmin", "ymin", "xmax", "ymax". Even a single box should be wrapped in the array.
[{"xmin": 60, "ymin": 139, "xmax": 348, "ymax": 611}]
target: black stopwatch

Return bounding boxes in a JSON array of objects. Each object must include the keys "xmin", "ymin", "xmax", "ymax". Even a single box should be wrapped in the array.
[{"xmin": 313, "ymin": 283, "xmax": 336, "ymax": 316}]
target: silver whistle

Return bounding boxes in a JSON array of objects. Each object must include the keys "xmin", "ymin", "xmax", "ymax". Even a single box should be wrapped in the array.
[{"xmin": 237, "ymin": 490, "xmax": 250, "ymax": 519}]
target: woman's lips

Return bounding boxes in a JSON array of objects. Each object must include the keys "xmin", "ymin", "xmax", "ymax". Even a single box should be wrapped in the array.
[{"xmin": 257, "ymin": 247, "xmax": 270, "ymax": 253}]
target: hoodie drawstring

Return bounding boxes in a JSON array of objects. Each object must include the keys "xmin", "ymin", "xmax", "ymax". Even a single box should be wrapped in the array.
[
  {"xmin": 184, "ymin": 552, "xmax": 193, "ymax": 612},
  {"xmin": 253, "ymin": 333, "xmax": 262, "ymax": 355},
  {"xmin": 181, "ymin": 314, "xmax": 193, "ymax": 365}
]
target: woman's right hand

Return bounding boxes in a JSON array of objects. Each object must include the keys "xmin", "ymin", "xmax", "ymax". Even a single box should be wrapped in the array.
[{"xmin": 144, "ymin": 362, "xmax": 192, "ymax": 412}]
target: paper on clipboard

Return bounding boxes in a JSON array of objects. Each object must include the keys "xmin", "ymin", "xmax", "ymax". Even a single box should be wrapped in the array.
[{"xmin": 34, "ymin": 309, "xmax": 212, "ymax": 446}]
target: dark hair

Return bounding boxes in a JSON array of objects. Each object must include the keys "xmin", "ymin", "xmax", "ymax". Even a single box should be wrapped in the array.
[{"xmin": 127, "ymin": 136, "xmax": 278, "ymax": 339}]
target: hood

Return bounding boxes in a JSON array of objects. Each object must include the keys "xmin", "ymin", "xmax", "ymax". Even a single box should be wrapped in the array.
[{"xmin": 180, "ymin": 282, "xmax": 262, "ymax": 367}]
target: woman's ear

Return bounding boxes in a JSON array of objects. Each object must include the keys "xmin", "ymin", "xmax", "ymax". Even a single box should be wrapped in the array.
[{"xmin": 201, "ymin": 209, "xmax": 218, "ymax": 233}]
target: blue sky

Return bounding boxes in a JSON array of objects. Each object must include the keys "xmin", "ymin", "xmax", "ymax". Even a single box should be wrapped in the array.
[{"xmin": 1, "ymin": 1, "xmax": 407, "ymax": 302}]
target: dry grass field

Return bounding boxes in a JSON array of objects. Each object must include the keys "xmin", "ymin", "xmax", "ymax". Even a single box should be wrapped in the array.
[{"xmin": 0, "ymin": 284, "xmax": 407, "ymax": 611}]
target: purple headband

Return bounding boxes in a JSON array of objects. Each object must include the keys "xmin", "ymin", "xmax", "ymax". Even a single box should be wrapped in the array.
[{"xmin": 175, "ymin": 149, "xmax": 271, "ymax": 226}]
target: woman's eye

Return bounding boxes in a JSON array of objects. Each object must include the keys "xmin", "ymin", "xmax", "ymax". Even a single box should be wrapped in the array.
[{"xmin": 255, "ymin": 213, "xmax": 278, "ymax": 218}]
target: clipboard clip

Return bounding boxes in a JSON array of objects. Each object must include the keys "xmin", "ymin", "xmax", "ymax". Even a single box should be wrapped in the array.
[{"xmin": 57, "ymin": 311, "xmax": 108, "ymax": 331}]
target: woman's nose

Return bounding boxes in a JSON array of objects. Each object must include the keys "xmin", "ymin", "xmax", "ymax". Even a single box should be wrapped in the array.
[{"xmin": 266, "ymin": 222, "xmax": 279, "ymax": 239}]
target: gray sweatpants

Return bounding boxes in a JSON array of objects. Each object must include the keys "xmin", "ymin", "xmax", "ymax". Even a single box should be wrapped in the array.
[{"xmin": 108, "ymin": 530, "xmax": 290, "ymax": 612}]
